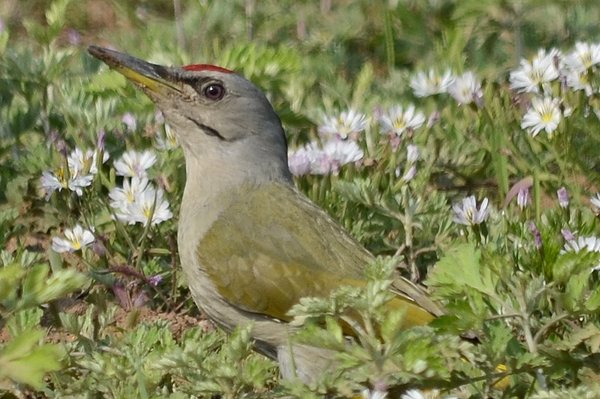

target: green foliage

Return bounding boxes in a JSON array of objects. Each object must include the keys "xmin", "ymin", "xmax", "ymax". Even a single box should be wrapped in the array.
[
  {"xmin": 286, "ymin": 259, "xmax": 472, "ymax": 397},
  {"xmin": 0, "ymin": 250, "xmax": 86, "ymax": 391},
  {"xmin": 49, "ymin": 306, "xmax": 275, "ymax": 398},
  {"xmin": 2, "ymin": 0, "xmax": 600, "ymax": 397},
  {"xmin": 0, "ymin": 322, "xmax": 62, "ymax": 390}
]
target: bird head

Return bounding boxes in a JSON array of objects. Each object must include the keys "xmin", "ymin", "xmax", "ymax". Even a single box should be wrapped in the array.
[{"xmin": 88, "ymin": 46, "xmax": 291, "ymax": 183}]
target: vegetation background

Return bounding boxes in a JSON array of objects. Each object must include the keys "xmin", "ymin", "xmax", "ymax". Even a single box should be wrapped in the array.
[{"xmin": 1, "ymin": 0, "xmax": 600, "ymax": 397}]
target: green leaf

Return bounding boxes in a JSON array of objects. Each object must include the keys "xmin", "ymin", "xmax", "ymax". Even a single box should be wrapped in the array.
[
  {"xmin": 0, "ymin": 328, "xmax": 62, "ymax": 389},
  {"xmin": 0, "ymin": 264, "xmax": 24, "ymax": 305},
  {"xmin": 427, "ymin": 243, "xmax": 496, "ymax": 298},
  {"xmin": 563, "ymin": 270, "xmax": 589, "ymax": 311},
  {"xmin": 380, "ymin": 308, "xmax": 405, "ymax": 343},
  {"xmin": 36, "ymin": 268, "xmax": 89, "ymax": 303},
  {"xmin": 551, "ymin": 251, "xmax": 597, "ymax": 283},
  {"xmin": 585, "ymin": 286, "xmax": 600, "ymax": 312}
]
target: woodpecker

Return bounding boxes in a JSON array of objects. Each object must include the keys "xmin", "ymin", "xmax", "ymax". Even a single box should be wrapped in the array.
[{"xmin": 88, "ymin": 46, "xmax": 443, "ymax": 382}]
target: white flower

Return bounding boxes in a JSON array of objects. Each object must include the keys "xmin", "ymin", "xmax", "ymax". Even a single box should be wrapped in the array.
[
  {"xmin": 362, "ymin": 389, "xmax": 388, "ymax": 399},
  {"xmin": 590, "ymin": 193, "xmax": 600, "ymax": 212},
  {"xmin": 51, "ymin": 224, "xmax": 95, "ymax": 253},
  {"xmin": 402, "ymin": 389, "xmax": 456, "ymax": 399},
  {"xmin": 109, "ymin": 177, "xmax": 172, "ymax": 226},
  {"xmin": 565, "ymin": 69, "xmax": 594, "ymax": 97},
  {"xmin": 564, "ymin": 68, "xmax": 593, "ymax": 96},
  {"xmin": 68, "ymin": 174, "xmax": 94, "ymax": 196},
  {"xmin": 67, "ymin": 148, "xmax": 92, "ymax": 175},
  {"xmin": 378, "ymin": 105, "xmax": 426, "ymax": 137},
  {"xmin": 288, "ymin": 147, "xmax": 312, "ymax": 176},
  {"xmin": 302, "ymin": 140, "xmax": 363, "ymax": 175},
  {"xmin": 562, "ymin": 236, "xmax": 600, "ymax": 270},
  {"xmin": 318, "ymin": 109, "xmax": 368, "ymax": 141},
  {"xmin": 452, "ymin": 195, "xmax": 490, "ymax": 226},
  {"xmin": 320, "ymin": 140, "xmax": 363, "ymax": 174},
  {"xmin": 40, "ymin": 170, "xmax": 67, "ymax": 199},
  {"xmin": 509, "ymin": 49, "xmax": 561, "ymax": 93},
  {"xmin": 410, "ymin": 69, "xmax": 454, "ymax": 97},
  {"xmin": 563, "ymin": 42, "xmax": 600, "ymax": 72},
  {"xmin": 114, "ymin": 150, "xmax": 157, "ymax": 178},
  {"xmin": 563, "ymin": 236, "xmax": 600, "ymax": 253},
  {"xmin": 448, "ymin": 71, "xmax": 483, "ymax": 105},
  {"xmin": 68, "ymin": 148, "xmax": 109, "ymax": 175},
  {"xmin": 40, "ymin": 146, "xmax": 108, "ymax": 199},
  {"xmin": 127, "ymin": 186, "xmax": 173, "ymax": 226},
  {"xmin": 406, "ymin": 144, "xmax": 420, "ymax": 163},
  {"xmin": 155, "ymin": 123, "xmax": 179, "ymax": 150},
  {"xmin": 40, "ymin": 166, "xmax": 93, "ymax": 198},
  {"xmin": 521, "ymin": 97, "xmax": 562, "ymax": 137},
  {"xmin": 109, "ymin": 177, "xmax": 151, "ymax": 222}
]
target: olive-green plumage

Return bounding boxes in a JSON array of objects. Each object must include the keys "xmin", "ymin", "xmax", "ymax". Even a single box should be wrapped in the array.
[
  {"xmin": 198, "ymin": 182, "xmax": 440, "ymax": 327},
  {"xmin": 87, "ymin": 45, "xmax": 444, "ymax": 383}
]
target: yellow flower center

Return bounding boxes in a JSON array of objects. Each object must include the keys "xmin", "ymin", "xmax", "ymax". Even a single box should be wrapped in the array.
[{"xmin": 541, "ymin": 111, "xmax": 555, "ymax": 123}]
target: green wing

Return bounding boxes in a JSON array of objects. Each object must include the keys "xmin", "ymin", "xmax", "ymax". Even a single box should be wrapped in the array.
[{"xmin": 196, "ymin": 183, "xmax": 441, "ymax": 326}]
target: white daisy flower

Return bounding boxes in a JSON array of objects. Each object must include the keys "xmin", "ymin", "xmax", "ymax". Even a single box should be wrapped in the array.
[
  {"xmin": 509, "ymin": 49, "xmax": 561, "ymax": 93},
  {"xmin": 51, "ymin": 224, "xmax": 95, "ymax": 253},
  {"xmin": 304, "ymin": 140, "xmax": 363, "ymax": 175},
  {"xmin": 362, "ymin": 389, "xmax": 388, "ymax": 399},
  {"xmin": 68, "ymin": 148, "xmax": 109, "ymax": 175},
  {"xmin": 563, "ymin": 42, "xmax": 600, "ymax": 72},
  {"xmin": 320, "ymin": 140, "xmax": 363, "ymax": 174},
  {"xmin": 452, "ymin": 195, "xmax": 491, "ymax": 226},
  {"xmin": 401, "ymin": 389, "xmax": 457, "ymax": 399},
  {"xmin": 564, "ymin": 68, "xmax": 593, "ymax": 96},
  {"xmin": 402, "ymin": 390, "xmax": 425, "ymax": 399},
  {"xmin": 40, "ymin": 170, "xmax": 67, "ymax": 199},
  {"xmin": 40, "ymin": 167, "xmax": 93, "ymax": 198},
  {"xmin": 287, "ymin": 147, "xmax": 312, "ymax": 177},
  {"xmin": 41, "ymin": 146, "xmax": 108, "ymax": 200},
  {"xmin": 521, "ymin": 97, "xmax": 562, "ymax": 137},
  {"xmin": 563, "ymin": 236, "xmax": 600, "ymax": 253},
  {"xmin": 109, "ymin": 177, "xmax": 151, "ymax": 222},
  {"xmin": 127, "ymin": 186, "xmax": 173, "ymax": 226},
  {"xmin": 410, "ymin": 69, "xmax": 454, "ymax": 97},
  {"xmin": 378, "ymin": 105, "xmax": 426, "ymax": 137},
  {"xmin": 448, "ymin": 71, "xmax": 483, "ymax": 105},
  {"xmin": 562, "ymin": 236, "xmax": 600, "ymax": 270},
  {"xmin": 68, "ymin": 174, "xmax": 94, "ymax": 196},
  {"xmin": 318, "ymin": 109, "xmax": 368, "ymax": 141},
  {"xmin": 114, "ymin": 150, "xmax": 157, "ymax": 178}
]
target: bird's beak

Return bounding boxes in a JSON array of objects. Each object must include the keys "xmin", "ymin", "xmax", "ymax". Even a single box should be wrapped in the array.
[{"xmin": 88, "ymin": 45, "xmax": 182, "ymax": 95}]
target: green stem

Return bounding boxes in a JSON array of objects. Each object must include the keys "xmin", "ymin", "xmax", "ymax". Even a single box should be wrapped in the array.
[
  {"xmin": 134, "ymin": 191, "xmax": 158, "ymax": 272},
  {"xmin": 383, "ymin": 8, "xmax": 395, "ymax": 73}
]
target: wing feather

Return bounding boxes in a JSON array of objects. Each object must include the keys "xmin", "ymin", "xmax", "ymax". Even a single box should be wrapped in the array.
[{"xmin": 196, "ymin": 183, "xmax": 441, "ymax": 324}]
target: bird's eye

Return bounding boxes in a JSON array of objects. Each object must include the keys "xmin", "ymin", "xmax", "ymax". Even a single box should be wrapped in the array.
[{"xmin": 203, "ymin": 83, "xmax": 225, "ymax": 101}]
